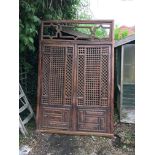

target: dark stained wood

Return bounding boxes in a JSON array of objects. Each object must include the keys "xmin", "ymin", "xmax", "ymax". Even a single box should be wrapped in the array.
[
  {"xmin": 37, "ymin": 20, "xmax": 114, "ymax": 136},
  {"xmin": 37, "ymin": 129, "xmax": 114, "ymax": 138},
  {"xmin": 41, "ymin": 40, "xmax": 113, "ymax": 45},
  {"xmin": 42, "ymin": 20, "xmax": 114, "ymax": 24},
  {"xmin": 36, "ymin": 22, "xmax": 44, "ymax": 129},
  {"xmin": 110, "ymin": 21, "xmax": 114, "ymax": 133},
  {"xmin": 72, "ymin": 44, "xmax": 77, "ymax": 131}
]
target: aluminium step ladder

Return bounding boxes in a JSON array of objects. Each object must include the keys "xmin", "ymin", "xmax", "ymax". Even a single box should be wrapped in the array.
[{"xmin": 19, "ymin": 83, "xmax": 35, "ymax": 136}]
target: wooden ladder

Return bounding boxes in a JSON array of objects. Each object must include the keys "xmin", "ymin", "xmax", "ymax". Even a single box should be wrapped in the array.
[{"xmin": 19, "ymin": 83, "xmax": 35, "ymax": 136}]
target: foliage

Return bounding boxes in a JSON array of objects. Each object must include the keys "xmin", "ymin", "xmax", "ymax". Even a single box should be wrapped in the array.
[
  {"xmin": 114, "ymin": 25, "xmax": 129, "ymax": 41},
  {"xmin": 76, "ymin": 0, "xmax": 92, "ymax": 19},
  {"xmin": 19, "ymin": 0, "xmax": 81, "ymax": 103},
  {"xmin": 19, "ymin": 0, "xmax": 80, "ymax": 62},
  {"xmin": 76, "ymin": 24, "xmax": 108, "ymax": 39},
  {"xmin": 95, "ymin": 27, "xmax": 108, "ymax": 39},
  {"xmin": 19, "ymin": 0, "xmax": 81, "ymax": 69},
  {"xmin": 19, "ymin": 1, "xmax": 40, "ymax": 53}
]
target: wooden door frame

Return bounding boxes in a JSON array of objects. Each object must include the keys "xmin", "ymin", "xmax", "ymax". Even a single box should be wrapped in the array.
[{"xmin": 36, "ymin": 20, "xmax": 114, "ymax": 137}]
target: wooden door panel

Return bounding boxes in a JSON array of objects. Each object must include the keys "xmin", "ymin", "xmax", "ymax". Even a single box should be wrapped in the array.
[
  {"xmin": 77, "ymin": 45, "xmax": 111, "ymax": 107},
  {"xmin": 41, "ymin": 45, "xmax": 74, "ymax": 106},
  {"xmin": 41, "ymin": 107, "xmax": 72, "ymax": 130},
  {"xmin": 38, "ymin": 43, "xmax": 113, "ymax": 135},
  {"xmin": 77, "ymin": 108, "xmax": 109, "ymax": 132},
  {"xmin": 76, "ymin": 45, "xmax": 111, "ymax": 133},
  {"xmin": 39, "ymin": 45, "xmax": 74, "ymax": 130},
  {"xmin": 37, "ymin": 20, "xmax": 114, "ymax": 136}
]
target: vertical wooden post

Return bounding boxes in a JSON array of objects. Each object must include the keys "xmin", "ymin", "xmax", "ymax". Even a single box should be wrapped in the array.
[{"xmin": 120, "ymin": 45, "xmax": 124, "ymax": 120}]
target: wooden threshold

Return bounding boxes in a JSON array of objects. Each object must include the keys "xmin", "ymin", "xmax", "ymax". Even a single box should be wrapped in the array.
[{"xmin": 36, "ymin": 129, "xmax": 114, "ymax": 138}]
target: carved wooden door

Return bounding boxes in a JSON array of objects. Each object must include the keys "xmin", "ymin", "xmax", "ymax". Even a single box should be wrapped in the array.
[
  {"xmin": 37, "ymin": 43, "xmax": 113, "ymax": 136},
  {"xmin": 36, "ymin": 20, "xmax": 114, "ymax": 137},
  {"xmin": 76, "ymin": 45, "xmax": 112, "ymax": 133},
  {"xmin": 38, "ymin": 44, "xmax": 74, "ymax": 131}
]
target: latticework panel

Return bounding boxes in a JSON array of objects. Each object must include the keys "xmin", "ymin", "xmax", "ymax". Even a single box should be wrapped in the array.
[
  {"xmin": 37, "ymin": 20, "xmax": 114, "ymax": 136},
  {"xmin": 100, "ymin": 47, "xmax": 110, "ymax": 106},
  {"xmin": 77, "ymin": 47, "xmax": 85, "ymax": 105},
  {"xmin": 41, "ymin": 45, "xmax": 74, "ymax": 105},
  {"xmin": 49, "ymin": 46, "xmax": 65, "ymax": 104},
  {"xmin": 41, "ymin": 54, "xmax": 50, "ymax": 104},
  {"xmin": 64, "ymin": 47, "xmax": 73, "ymax": 105},
  {"xmin": 85, "ymin": 47, "xmax": 101, "ymax": 106},
  {"xmin": 77, "ymin": 46, "xmax": 110, "ymax": 107},
  {"xmin": 41, "ymin": 20, "xmax": 113, "ymax": 41}
]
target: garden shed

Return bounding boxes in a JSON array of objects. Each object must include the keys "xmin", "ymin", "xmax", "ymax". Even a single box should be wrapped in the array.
[
  {"xmin": 36, "ymin": 20, "xmax": 114, "ymax": 137},
  {"xmin": 114, "ymin": 34, "xmax": 135, "ymax": 123}
]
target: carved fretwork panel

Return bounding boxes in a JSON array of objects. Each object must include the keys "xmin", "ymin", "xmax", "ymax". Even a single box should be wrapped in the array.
[
  {"xmin": 42, "ymin": 21, "xmax": 113, "ymax": 41},
  {"xmin": 37, "ymin": 20, "xmax": 114, "ymax": 136},
  {"xmin": 41, "ymin": 45, "xmax": 74, "ymax": 105},
  {"xmin": 41, "ymin": 53, "xmax": 50, "ymax": 104},
  {"xmin": 77, "ymin": 45, "xmax": 111, "ymax": 107}
]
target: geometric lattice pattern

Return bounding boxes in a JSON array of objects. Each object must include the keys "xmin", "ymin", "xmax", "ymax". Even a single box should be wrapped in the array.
[
  {"xmin": 39, "ymin": 44, "xmax": 112, "ymax": 133},
  {"xmin": 37, "ymin": 20, "xmax": 114, "ymax": 136},
  {"xmin": 41, "ymin": 45, "xmax": 74, "ymax": 105},
  {"xmin": 42, "ymin": 54, "xmax": 50, "ymax": 104},
  {"xmin": 77, "ymin": 47, "xmax": 85, "ymax": 105},
  {"xmin": 65, "ymin": 47, "xmax": 73, "ymax": 105},
  {"xmin": 77, "ymin": 46, "xmax": 110, "ymax": 107},
  {"xmin": 100, "ymin": 47, "xmax": 110, "ymax": 106},
  {"xmin": 49, "ymin": 46, "xmax": 65, "ymax": 105},
  {"xmin": 41, "ymin": 21, "xmax": 112, "ymax": 41}
]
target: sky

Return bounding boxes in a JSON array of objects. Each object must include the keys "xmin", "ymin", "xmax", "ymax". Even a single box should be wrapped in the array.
[{"xmin": 89, "ymin": 0, "xmax": 135, "ymax": 27}]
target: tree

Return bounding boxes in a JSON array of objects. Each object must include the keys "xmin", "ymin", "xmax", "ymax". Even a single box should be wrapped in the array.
[
  {"xmin": 19, "ymin": 0, "xmax": 81, "ymax": 61},
  {"xmin": 19, "ymin": 0, "xmax": 81, "ymax": 103},
  {"xmin": 114, "ymin": 25, "xmax": 129, "ymax": 41}
]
